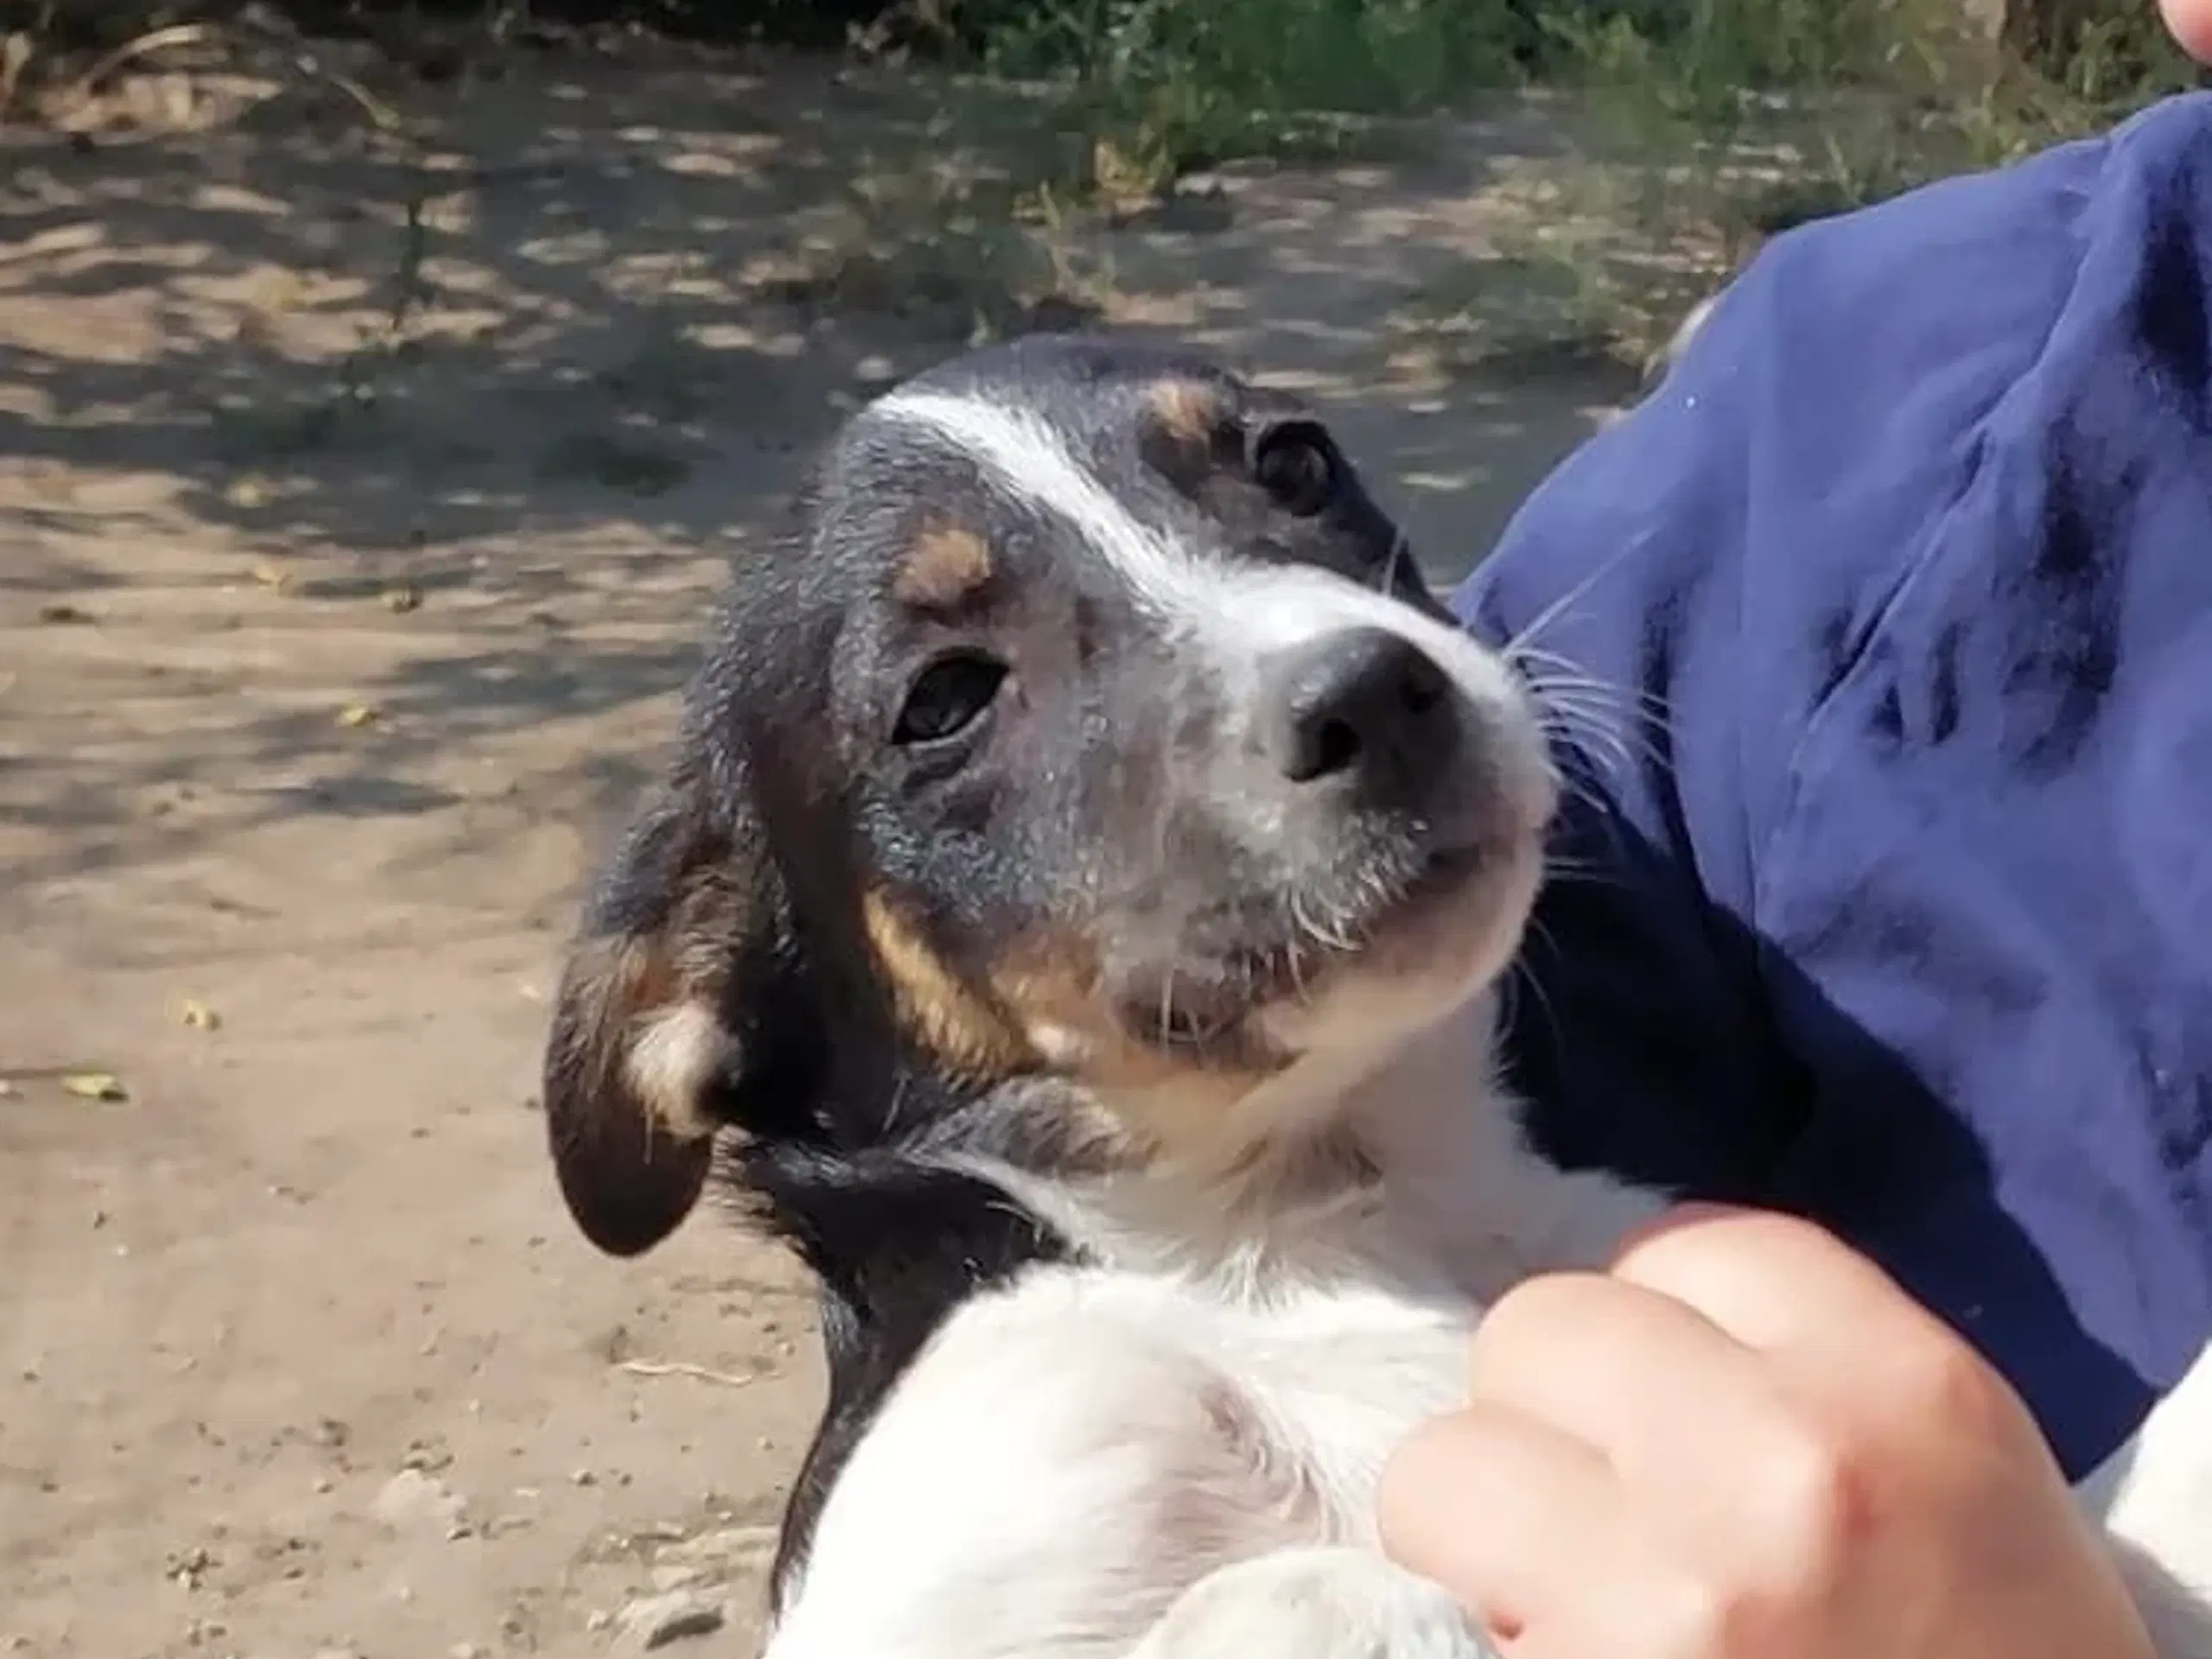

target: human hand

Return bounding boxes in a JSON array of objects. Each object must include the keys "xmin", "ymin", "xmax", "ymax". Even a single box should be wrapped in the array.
[
  {"xmin": 2164, "ymin": 0, "xmax": 2212, "ymax": 61},
  {"xmin": 1376, "ymin": 1205, "xmax": 2156, "ymax": 1659}
]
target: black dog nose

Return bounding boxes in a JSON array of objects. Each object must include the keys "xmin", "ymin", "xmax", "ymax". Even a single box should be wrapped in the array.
[{"xmin": 1263, "ymin": 626, "xmax": 1457, "ymax": 791}]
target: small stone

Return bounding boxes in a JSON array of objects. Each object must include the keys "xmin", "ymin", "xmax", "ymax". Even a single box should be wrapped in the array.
[
  {"xmin": 372, "ymin": 1468, "xmax": 463, "ymax": 1533},
  {"xmin": 617, "ymin": 1589, "xmax": 726, "ymax": 1649},
  {"xmin": 165, "ymin": 1541, "xmax": 216, "ymax": 1585},
  {"xmin": 660, "ymin": 1523, "xmax": 775, "ymax": 1571},
  {"xmin": 586, "ymin": 1610, "xmax": 613, "ymax": 1633}
]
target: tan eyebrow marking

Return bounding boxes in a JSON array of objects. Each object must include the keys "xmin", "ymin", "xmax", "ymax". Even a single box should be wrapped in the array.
[{"xmin": 893, "ymin": 523, "xmax": 994, "ymax": 612}]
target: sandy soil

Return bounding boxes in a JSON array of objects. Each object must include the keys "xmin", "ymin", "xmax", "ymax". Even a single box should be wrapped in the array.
[{"xmin": 0, "ymin": 36, "xmax": 1639, "ymax": 1659}]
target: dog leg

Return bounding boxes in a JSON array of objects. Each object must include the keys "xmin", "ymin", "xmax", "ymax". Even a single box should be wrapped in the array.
[{"xmin": 1127, "ymin": 1546, "xmax": 1496, "ymax": 1659}]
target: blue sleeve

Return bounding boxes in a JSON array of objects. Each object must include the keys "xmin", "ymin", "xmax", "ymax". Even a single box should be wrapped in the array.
[{"xmin": 1455, "ymin": 92, "xmax": 2212, "ymax": 1479}]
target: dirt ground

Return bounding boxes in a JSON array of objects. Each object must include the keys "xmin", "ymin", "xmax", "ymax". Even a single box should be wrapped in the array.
[{"xmin": 0, "ymin": 36, "xmax": 1643, "ymax": 1659}]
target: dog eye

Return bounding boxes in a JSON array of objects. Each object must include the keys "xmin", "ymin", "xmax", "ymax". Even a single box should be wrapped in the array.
[
  {"xmin": 1252, "ymin": 424, "xmax": 1337, "ymax": 518},
  {"xmin": 893, "ymin": 652, "xmax": 1008, "ymax": 747}
]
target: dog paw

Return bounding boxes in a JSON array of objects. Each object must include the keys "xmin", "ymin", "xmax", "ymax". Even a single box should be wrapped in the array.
[{"xmin": 1129, "ymin": 1546, "xmax": 1496, "ymax": 1659}]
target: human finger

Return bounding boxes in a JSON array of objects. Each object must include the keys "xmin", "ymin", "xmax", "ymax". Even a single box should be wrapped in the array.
[
  {"xmin": 2161, "ymin": 0, "xmax": 2212, "ymax": 63},
  {"xmin": 1377, "ymin": 1399, "xmax": 1638, "ymax": 1638},
  {"xmin": 1466, "ymin": 1268, "xmax": 1785, "ymax": 1484},
  {"xmin": 1381, "ymin": 1402, "xmax": 1794, "ymax": 1659},
  {"xmin": 1609, "ymin": 1206, "xmax": 1998, "ymax": 1412}
]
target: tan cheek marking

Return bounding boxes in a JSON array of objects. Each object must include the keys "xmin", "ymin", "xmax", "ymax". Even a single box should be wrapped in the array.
[
  {"xmin": 859, "ymin": 908, "xmax": 1283, "ymax": 1160},
  {"xmin": 862, "ymin": 889, "xmax": 1033, "ymax": 1081},
  {"xmin": 893, "ymin": 524, "xmax": 994, "ymax": 612},
  {"xmin": 1091, "ymin": 1071, "xmax": 1276, "ymax": 1163},
  {"xmin": 988, "ymin": 936, "xmax": 1274, "ymax": 1155}
]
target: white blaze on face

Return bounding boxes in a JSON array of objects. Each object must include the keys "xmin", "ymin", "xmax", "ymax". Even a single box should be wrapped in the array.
[
  {"xmin": 869, "ymin": 386, "xmax": 1552, "ymax": 817},
  {"xmin": 874, "ymin": 388, "xmax": 1209, "ymax": 632}
]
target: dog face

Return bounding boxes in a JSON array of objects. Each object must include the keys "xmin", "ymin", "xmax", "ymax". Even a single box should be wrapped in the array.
[{"xmin": 543, "ymin": 334, "xmax": 1555, "ymax": 1255}]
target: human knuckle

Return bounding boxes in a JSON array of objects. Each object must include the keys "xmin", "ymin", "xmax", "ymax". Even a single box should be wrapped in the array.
[
  {"xmin": 1469, "ymin": 1271, "xmax": 1602, "ymax": 1360},
  {"xmin": 1650, "ymin": 1570, "xmax": 1780, "ymax": 1659},
  {"xmin": 1755, "ymin": 1422, "xmax": 1870, "ymax": 1586},
  {"xmin": 1888, "ymin": 1326, "xmax": 2011, "ymax": 1435},
  {"xmin": 1484, "ymin": 1269, "xmax": 1604, "ymax": 1326},
  {"xmin": 1649, "ymin": 1570, "xmax": 1723, "ymax": 1657}
]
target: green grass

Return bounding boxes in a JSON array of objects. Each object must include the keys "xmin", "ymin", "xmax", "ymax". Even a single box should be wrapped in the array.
[
  {"xmin": 965, "ymin": 0, "xmax": 1533, "ymax": 181},
  {"xmin": 938, "ymin": 0, "xmax": 2205, "ymax": 211},
  {"xmin": 1536, "ymin": 0, "xmax": 2205, "ymax": 364},
  {"xmin": 938, "ymin": 0, "xmax": 2201, "ymax": 372}
]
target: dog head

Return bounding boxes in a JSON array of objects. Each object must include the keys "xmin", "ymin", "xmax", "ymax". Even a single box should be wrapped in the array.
[{"xmin": 543, "ymin": 333, "xmax": 1555, "ymax": 1256}]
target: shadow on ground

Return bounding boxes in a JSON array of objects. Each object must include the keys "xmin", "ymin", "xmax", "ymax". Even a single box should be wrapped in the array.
[{"xmin": 0, "ymin": 45, "xmax": 1631, "ymax": 918}]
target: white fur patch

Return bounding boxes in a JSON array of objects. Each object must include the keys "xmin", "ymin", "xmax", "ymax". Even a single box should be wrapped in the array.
[
  {"xmin": 1129, "ymin": 1547, "xmax": 1491, "ymax": 1659},
  {"xmin": 623, "ymin": 1001, "xmax": 726, "ymax": 1141},
  {"xmin": 869, "ymin": 388, "xmax": 1492, "ymax": 671},
  {"xmin": 764, "ymin": 1264, "xmax": 1478, "ymax": 1659},
  {"xmin": 873, "ymin": 387, "xmax": 1218, "ymax": 635},
  {"xmin": 2090, "ymin": 1339, "xmax": 2212, "ymax": 1657},
  {"xmin": 762, "ymin": 1009, "xmax": 1661, "ymax": 1659}
]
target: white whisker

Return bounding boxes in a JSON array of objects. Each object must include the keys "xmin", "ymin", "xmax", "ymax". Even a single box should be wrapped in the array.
[{"xmin": 1497, "ymin": 540, "xmax": 1643, "ymax": 664}]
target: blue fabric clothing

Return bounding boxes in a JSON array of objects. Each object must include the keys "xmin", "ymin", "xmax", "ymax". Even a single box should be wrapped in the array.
[{"xmin": 1452, "ymin": 92, "xmax": 2212, "ymax": 1481}]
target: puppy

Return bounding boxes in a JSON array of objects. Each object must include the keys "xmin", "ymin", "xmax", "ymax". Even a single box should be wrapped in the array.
[{"xmin": 539, "ymin": 333, "xmax": 2212, "ymax": 1659}]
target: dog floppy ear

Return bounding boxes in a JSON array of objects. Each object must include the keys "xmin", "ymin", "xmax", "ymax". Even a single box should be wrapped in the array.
[{"xmin": 543, "ymin": 762, "xmax": 804, "ymax": 1257}]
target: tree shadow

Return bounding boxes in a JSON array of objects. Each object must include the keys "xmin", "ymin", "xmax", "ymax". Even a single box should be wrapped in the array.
[{"xmin": 0, "ymin": 45, "xmax": 1624, "ymax": 907}]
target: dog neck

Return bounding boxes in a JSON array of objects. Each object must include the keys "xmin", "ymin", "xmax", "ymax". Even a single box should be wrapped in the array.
[{"xmin": 951, "ymin": 989, "xmax": 1646, "ymax": 1308}]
